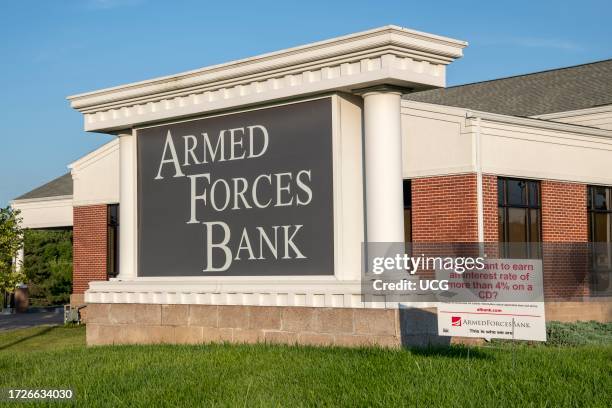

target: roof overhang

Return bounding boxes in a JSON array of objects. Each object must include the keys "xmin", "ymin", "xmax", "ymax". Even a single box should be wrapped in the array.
[
  {"xmin": 68, "ymin": 25, "xmax": 467, "ymax": 133},
  {"xmin": 402, "ymin": 100, "xmax": 612, "ymax": 139},
  {"xmin": 11, "ymin": 196, "xmax": 73, "ymax": 229}
]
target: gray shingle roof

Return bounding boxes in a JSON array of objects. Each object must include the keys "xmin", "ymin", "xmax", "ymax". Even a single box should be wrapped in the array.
[
  {"xmin": 14, "ymin": 173, "xmax": 73, "ymax": 201},
  {"xmin": 403, "ymin": 59, "xmax": 612, "ymax": 117}
]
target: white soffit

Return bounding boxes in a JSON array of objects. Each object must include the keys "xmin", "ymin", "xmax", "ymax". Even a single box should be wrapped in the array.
[{"xmin": 68, "ymin": 25, "xmax": 467, "ymax": 132}]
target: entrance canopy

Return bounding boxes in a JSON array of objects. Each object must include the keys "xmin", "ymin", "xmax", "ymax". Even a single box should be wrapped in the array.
[{"xmin": 11, "ymin": 173, "xmax": 73, "ymax": 229}]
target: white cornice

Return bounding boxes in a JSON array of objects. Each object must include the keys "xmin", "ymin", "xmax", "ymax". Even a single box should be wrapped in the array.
[{"xmin": 68, "ymin": 25, "xmax": 467, "ymax": 133}]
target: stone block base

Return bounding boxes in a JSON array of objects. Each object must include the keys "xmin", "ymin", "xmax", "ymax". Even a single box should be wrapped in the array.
[
  {"xmin": 545, "ymin": 300, "xmax": 611, "ymax": 322},
  {"xmin": 86, "ymin": 304, "xmax": 456, "ymax": 347},
  {"xmin": 85, "ymin": 301, "xmax": 612, "ymax": 347}
]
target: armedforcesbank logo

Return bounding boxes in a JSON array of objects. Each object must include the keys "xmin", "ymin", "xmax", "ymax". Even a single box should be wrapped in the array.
[{"xmin": 451, "ymin": 316, "xmax": 462, "ymax": 327}]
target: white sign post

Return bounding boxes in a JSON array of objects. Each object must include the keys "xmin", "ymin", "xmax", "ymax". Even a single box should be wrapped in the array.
[{"xmin": 436, "ymin": 259, "xmax": 547, "ymax": 342}]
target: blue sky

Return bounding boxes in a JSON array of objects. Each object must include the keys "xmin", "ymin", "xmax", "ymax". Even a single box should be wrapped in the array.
[{"xmin": 1, "ymin": 0, "xmax": 611, "ymax": 206}]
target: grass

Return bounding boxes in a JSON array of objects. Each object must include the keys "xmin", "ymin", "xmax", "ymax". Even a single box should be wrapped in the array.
[{"xmin": 0, "ymin": 325, "xmax": 610, "ymax": 407}]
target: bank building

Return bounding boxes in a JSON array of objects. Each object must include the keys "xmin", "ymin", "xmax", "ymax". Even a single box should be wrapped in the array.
[{"xmin": 11, "ymin": 26, "xmax": 612, "ymax": 346}]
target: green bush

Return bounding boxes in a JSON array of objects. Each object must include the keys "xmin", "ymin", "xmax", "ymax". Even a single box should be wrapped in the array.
[
  {"xmin": 546, "ymin": 320, "xmax": 612, "ymax": 346},
  {"xmin": 23, "ymin": 229, "xmax": 72, "ymax": 306},
  {"xmin": 491, "ymin": 320, "xmax": 612, "ymax": 347}
]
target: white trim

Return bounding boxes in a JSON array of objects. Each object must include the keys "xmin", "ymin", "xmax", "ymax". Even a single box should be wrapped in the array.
[
  {"xmin": 402, "ymin": 100, "xmax": 612, "ymax": 138},
  {"xmin": 403, "ymin": 167, "xmax": 476, "ymax": 178},
  {"xmin": 331, "ymin": 95, "xmax": 343, "ymax": 279},
  {"xmin": 466, "ymin": 110, "xmax": 612, "ymax": 138},
  {"xmin": 473, "ymin": 117, "xmax": 484, "ymax": 243},
  {"xmin": 132, "ymin": 128, "xmax": 139, "ymax": 279},
  {"xmin": 18, "ymin": 221, "xmax": 72, "ymax": 229},
  {"xmin": 69, "ymin": 25, "xmax": 465, "ymax": 102},
  {"xmin": 69, "ymin": 139, "xmax": 120, "ymax": 206},
  {"xmin": 11, "ymin": 195, "xmax": 73, "ymax": 205},
  {"xmin": 68, "ymin": 139, "xmax": 119, "ymax": 171},
  {"xmin": 117, "ymin": 132, "xmax": 138, "ymax": 280},
  {"xmin": 72, "ymin": 198, "xmax": 119, "ymax": 207},
  {"xmin": 532, "ymin": 104, "xmax": 612, "ymax": 120},
  {"xmin": 84, "ymin": 279, "xmax": 440, "ymax": 309},
  {"xmin": 132, "ymin": 94, "xmax": 334, "ymax": 130},
  {"xmin": 11, "ymin": 197, "xmax": 73, "ymax": 229},
  {"xmin": 69, "ymin": 26, "xmax": 466, "ymax": 132},
  {"xmin": 85, "ymin": 280, "xmax": 365, "ymax": 307}
]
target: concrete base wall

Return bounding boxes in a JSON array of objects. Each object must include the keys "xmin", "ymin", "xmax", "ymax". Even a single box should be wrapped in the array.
[
  {"xmin": 85, "ymin": 302, "xmax": 612, "ymax": 347},
  {"xmin": 545, "ymin": 301, "xmax": 612, "ymax": 322},
  {"xmin": 86, "ymin": 304, "xmax": 451, "ymax": 347}
]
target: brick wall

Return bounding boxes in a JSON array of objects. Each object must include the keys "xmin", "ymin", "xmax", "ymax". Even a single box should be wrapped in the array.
[
  {"xmin": 73, "ymin": 205, "xmax": 108, "ymax": 294},
  {"xmin": 540, "ymin": 181, "xmax": 589, "ymax": 300},
  {"xmin": 410, "ymin": 175, "xmax": 591, "ymax": 300},
  {"xmin": 541, "ymin": 181, "xmax": 588, "ymax": 242},
  {"xmin": 412, "ymin": 174, "xmax": 479, "ymax": 242},
  {"xmin": 410, "ymin": 174, "xmax": 497, "ymax": 243},
  {"xmin": 482, "ymin": 175, "xmax": 499, "ymax": 243}
]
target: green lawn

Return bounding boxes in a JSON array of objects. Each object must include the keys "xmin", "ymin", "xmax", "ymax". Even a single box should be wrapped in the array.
[{"xmin": 0, "ymin": 325, "xmax": 610, "ymax": 407}]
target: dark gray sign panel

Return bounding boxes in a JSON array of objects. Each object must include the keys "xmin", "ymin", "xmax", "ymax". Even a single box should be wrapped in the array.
[{"xmin": 137, "ymin": 98, "xmax": 334, "ymax": 276}]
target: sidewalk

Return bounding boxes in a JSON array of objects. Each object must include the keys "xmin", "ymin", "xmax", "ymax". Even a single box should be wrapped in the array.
[{"xmin": 0, "ymin": 307, "xmax": 64, "ymax": 331}]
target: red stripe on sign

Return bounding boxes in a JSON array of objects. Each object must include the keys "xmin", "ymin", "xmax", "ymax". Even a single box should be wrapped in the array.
[{"xmin": 438, "ymin": 311, "xmax": 541, "ymax": 318}]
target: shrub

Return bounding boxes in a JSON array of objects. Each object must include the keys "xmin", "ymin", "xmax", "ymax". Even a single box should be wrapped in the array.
[
  {"xmin": 24, "ymin": 229, "xmax": 72, "ymax": 306},
  {"xmin": 545, "ymin": 320, "xmax": 612, "ymax": 346}
]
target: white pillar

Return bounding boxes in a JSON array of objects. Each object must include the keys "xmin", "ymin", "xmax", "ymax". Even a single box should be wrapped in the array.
[
  {"xmin": 362, "ymin": 89, "xmax": 405, "ymax": 243},
  {"xmin": 117, "ymin": 132, "xmax": 137, "ymax": 280},
  {"xmin": 14, "ymin": 246, "xmax": 24, "ymax": 273}
]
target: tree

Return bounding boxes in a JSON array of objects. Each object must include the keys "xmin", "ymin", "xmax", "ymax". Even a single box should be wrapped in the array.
[
  {"xmin": 24, "ymin": 229, "xmax": 72, "ymax": 306},
  {"xmin": 0, "ymin": 206, "xmax": 25, "ymax": 309}
]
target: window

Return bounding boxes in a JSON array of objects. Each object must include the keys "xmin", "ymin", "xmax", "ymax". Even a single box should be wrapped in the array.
[
  {"xmin": 588, "ymin": 186, "xmax": 612, "ymax": 275},
  {"xmin": 107, "ymin": 204, "xmax": 119, "ymax": 278},
  {"xmin": 403, "ymin": 180, "xmax": 412, "ymax": 242},
  {"xmin": 498, "ymin": 178, "xmax": 541, "ymax": 258},
  {"xmin": 588, "ymin": 186, "xmax": 612, "ymax": 243}
]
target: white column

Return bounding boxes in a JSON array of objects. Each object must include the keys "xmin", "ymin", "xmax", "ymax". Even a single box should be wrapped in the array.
[
  {"xmin": 362, "ymin": 89, "xmax": 405, "ymax": 243},
  {"xmin": 117, "ymin": 132, "xmax": 137, "ymax": 280},
  {"xmin": 14, "ymin": 246, "xmax": 24, "ymax": 273}
]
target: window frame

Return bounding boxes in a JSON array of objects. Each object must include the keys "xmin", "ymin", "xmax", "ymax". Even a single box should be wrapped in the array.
[
  {"xmin": 587, "ymin": 185, "xmax": 612, "ymax": 243},
  {"xmin": 403, "ymin": 179, "xmax": 412, "ymax": 243},
  {"xmin": 497, "ymin": 177, "xmax": 542, "ymax": 258},
  {"xmin": 587, "ymin": 185, "xmax": 612, "ymax": 278},
  {"xmin": 107, "ymin": 204, "xmax": 120, "ymax": 278}
]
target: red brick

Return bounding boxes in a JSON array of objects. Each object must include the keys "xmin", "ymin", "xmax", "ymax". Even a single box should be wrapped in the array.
[
  {"xmin": 541, "ymin": 181, "xmax": 589, "ymax": 300},
  {"xmin": 73, "ymin": 205, "xmax": 108, "ymax": 294},
  {"xmin": 412, "ymin": 174, "xmax": 483, "ymax": 243}
]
